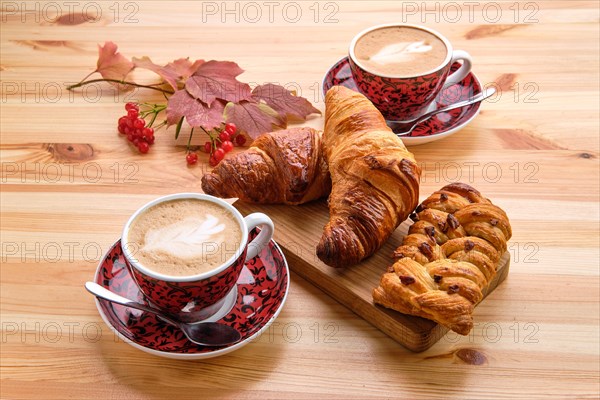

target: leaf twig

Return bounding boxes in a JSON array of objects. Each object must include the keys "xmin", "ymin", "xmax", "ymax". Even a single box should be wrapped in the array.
[
  {"xmin": 66, "ymin": 78, "xmax": 174, "ymax": 94},
  {"xmin": 175, "ymin": 117, "xmax": 185, "ymax": 139},
  {"xmin": 187, "ymin": 128, "xmax": 194, "ymax": 151}
]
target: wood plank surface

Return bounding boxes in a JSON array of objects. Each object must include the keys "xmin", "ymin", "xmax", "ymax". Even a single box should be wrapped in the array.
[{"xmin": 1, "ymin": 1, "xmax": 599, "ymax": 399}]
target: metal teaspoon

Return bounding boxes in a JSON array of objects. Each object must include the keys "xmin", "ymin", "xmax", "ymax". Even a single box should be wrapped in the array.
[
  {"xmin": 85, "ymin": 282, "xmax": 241, "ymax": 347},
  {"xmin": 388, "ymin": 87, "xmax": 497, "ymax": 136}
]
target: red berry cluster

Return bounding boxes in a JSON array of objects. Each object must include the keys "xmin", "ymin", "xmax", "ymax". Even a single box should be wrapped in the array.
[
  {"xmin": 186, "ymin": 122, "xmax": 247, "ymax": 166},
  {"xmin": 117, "ymin": 103, "xmax": 155, "ymax": 154}
]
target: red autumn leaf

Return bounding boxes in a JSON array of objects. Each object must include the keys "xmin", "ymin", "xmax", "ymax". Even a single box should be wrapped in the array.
[
  {"xmin": 185, "ymin": 60, "xmax": 252, "ymax": 105},
  {"xmin": 252, "ymin": 83, "xmax": 321, "ymax": 120},
  {"xmin": 164, "ymin": 58, "xmax": 204, "ymax": 81},
  {"xmin": 166, "ymin": 90, "xmax": 224, "ymax": 130},
  {"xmin": 132, "ymin": 56, "xmax": 180, "ymax": 91},
  {"xmin": 223, "ymin": 100, "xmax": 285, "ymax": 139},
  {"xmin": 95, "ymin": 41, "xmax": 134, "ymax": 81},
  {"xmin": 133, "ymin": 57, "xmax": 205, "ymax": 91}
]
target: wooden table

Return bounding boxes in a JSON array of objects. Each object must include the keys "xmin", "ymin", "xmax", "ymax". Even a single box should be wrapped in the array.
[{"xmin": 1, "ymin": 1, "xmax": 599, "ymax": 398}]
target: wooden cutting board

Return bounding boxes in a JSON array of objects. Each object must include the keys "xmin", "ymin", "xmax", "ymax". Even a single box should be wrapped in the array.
[{"xmin": 233, "ymin": 199, "xmax": 510, "ymax": 352}]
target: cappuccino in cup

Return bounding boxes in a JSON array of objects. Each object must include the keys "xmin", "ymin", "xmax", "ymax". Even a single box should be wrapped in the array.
[
  {"xmin": 348, "ymin": 24, "xmax": 473, "ymax": 121},
  {"xmin": 126, "ymin": 199, "xmax": 242, "ymax": 277},
  {"xmin": 354, "ymin": 26, "xmax": 447, "ymax": 77}
]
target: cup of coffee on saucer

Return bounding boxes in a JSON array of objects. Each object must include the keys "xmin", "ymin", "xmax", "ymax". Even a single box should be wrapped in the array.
[
  {"xmin": 121, "ymin": 193, "xmax": 274, "ymax": 323},
  {"xmin": 348, "ymin": 23, "xmax": 472, "ymax": 122}
]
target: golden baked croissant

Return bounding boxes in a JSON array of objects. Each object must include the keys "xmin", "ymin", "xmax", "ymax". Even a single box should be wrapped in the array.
[
  {"xmin": 316, "ymin": 86, "xmax": 421, "ymax": 268},
  {"xmin": 373, "ymin": 183, "xmax": 512, "ymax": 335},
  {"xmin": 201, "ymin": 127, "xmax": 331, "ymax": 205}
]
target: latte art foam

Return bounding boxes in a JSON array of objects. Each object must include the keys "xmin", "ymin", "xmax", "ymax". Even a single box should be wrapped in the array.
[
  {"xmin": 369, "ymin": 41, "xmax": 434, "ymax": 65},
  {"xmin": 354, "ymin": 26, "xmax": 447, "ymax": 77},
  {"xmin": 142, "ymin": 215, "xmax": 226, "ymax": 259},
  {"xmin": 127, "ymin": 199, "xmax": 242, "ymax": 276}
]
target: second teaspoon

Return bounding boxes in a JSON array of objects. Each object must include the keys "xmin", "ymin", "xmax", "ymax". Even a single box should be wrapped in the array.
[{"xmin": 388, "ymin": 87, "xmax": 496, "ymax": 136}]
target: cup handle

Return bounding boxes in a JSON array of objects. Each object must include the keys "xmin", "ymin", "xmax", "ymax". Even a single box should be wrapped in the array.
[
  {"xmin": 243, "ymin": 213, "xmax": 274, "ymax": 261},
  {"xmin": 444, "ymin": 50, "xmax": 472, "ymax": 87}
]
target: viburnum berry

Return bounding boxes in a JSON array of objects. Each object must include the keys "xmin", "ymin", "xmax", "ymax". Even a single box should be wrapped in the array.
[
  {"xmin": 218, "ymin": 131, "xmax": 230, "ymax": 142},
  {"xmin": 221, "ymin": 140, "xmax": 233, "ymax": 153},
  {"xmin": 224, "ymin": 122, "xmax": 237, "ymax": 136},
  {"xmin": 118, "ymin": 103, "xmax": 161, "ymax": 155},
  {"xmin": 213, "ymin": 148, "xmax": 225, "ymax": 162},
  {"xmin": 127, "ymin": 109, "xmax": 139, "ymax": 119},
  {"xmin": 134, "ymin": 118, "xmax": 145, "ymax": 129},
  {"xmin": 186, "ymin": 125, "xmax": 238, "ymax": 167},
  {"xmin": 235, "ymin": 134, "xmax": 247, "ymax": 146},
  {"xmin": 125, "ymin": 102, "xmax": 139, "ymax": 112},
  {"xmin": 142, "ymin": 127, "xmax": 154, "ymax": 138},
  {"xmin": 186, "ymin": 152, "xmax": 198, "ymax": 165},
  {"xmin": 137, "ymin": 141, "xmax": 150, "ymax": 154}
]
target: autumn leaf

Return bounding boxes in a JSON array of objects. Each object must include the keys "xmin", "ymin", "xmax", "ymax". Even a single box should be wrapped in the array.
[
  {"xmin": 95, "ymin": 41, "xmax": 134, "ymax": 81},
  {"xmin": 166, "ymin": 90, "xmax": 224, "ymax": 130},
  {"xmin": 132, "ymin": 56, "xmax": 180, "ymax": 91},
  {"xmin": 75, "ymin": 43, "xmax": 322, "ymax": 145},
  {"xmin": 164, "ymin": 58, "xmax": 204, "ymax": 81},
  {"xmin": 224, "ymin": 101, "xmax": 285, "ymax": 139},
  {"xmin": 186, "ymin": 60, "xmax": 252, "ymax": 105},
  {"xmin": 252, "ymin": 83, "xmax": 321, "ymax": 120},
  {"xmin": 133, "ymin": 57, "xmax": 205, "ymax": 91}
]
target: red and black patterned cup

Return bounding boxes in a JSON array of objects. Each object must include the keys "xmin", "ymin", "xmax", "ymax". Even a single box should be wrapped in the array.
[
  {"xmin": 348, "ymin": 24, "xmax": 472, "ymax": 122},
  {"xmin": 121, "ymin": 193, "xmax": 274, "ymax": 323}
]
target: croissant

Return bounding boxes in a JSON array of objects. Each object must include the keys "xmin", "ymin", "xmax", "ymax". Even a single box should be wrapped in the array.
[
  {"xmin": 201, "ymin": 127, "xmax": 331, "ymax": 205},
  {"xmin": 316, "ymin": 86, "xmax": 421, "ymax": 268},
  {"xmin": 372, "ymin": 183, "xmax": 512, "ymax": 335}
]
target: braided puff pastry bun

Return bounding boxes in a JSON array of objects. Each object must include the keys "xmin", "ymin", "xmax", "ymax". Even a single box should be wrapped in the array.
[
  {"xmin": 201, "ymin": 127, "xmax": 331, "ymax": 205},
  {"xmin": 373, "ymin": 183, "xmax": 512, "ymax": 335},
  {"xmin": 316, "ymin": 86, "xmax": 421, "ymax": 268}
]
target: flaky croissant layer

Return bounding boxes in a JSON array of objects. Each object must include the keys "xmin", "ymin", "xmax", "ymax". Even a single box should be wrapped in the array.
[
  {"xmin": 373, "ymin": 183, "xmax": 512, "ymax": 335},
  {"xmin": 201, "ymin": 127, "xmax": 331, "ymax": 205},
  {"xmin": 317, "ymin": 86, "xmax": 421, "ymax": 268}
]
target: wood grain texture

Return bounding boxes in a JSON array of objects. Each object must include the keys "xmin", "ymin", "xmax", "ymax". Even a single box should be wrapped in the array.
[{"xmin": 1, "ymin": 1, "xmax": 599, "ymax": 399}]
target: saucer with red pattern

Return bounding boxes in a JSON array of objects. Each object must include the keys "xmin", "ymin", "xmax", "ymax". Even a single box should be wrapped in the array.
[
  {"xmin": 92, "ymin": 235, "xmax": 289, "ymax": 359},
  {"xmin": 323, "ymin": 57, "xmax": 484, "ymax": 146}
]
